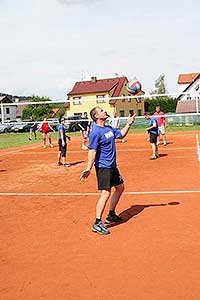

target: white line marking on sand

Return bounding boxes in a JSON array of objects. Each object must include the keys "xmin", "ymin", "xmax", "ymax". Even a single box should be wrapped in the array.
[
  {"xmin": 2, "ymin": 146, "xmax": 196, "ymax": 156},
  {"xmin": 196, "ymin": 133, "xmax": 200, "ymax": 162},
  {"xmin": 0, "ymin": 190, "xmax": 200, "ymax": 196}
]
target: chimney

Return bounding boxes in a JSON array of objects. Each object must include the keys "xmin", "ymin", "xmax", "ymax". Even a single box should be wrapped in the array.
[{"xmin": 91, "ymin": 76, "xmax": 97, "ymax": 83}]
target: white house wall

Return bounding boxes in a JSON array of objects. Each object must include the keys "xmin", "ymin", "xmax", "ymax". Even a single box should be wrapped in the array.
[{"xmin": 179, "ymin": 78, "xmax": 200, "ymax": 100}]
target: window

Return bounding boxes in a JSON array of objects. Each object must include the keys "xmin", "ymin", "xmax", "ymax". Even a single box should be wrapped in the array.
[
  {"xmin": 138, "ymin": 109, "xmax": 142, "ymax": 116},
  {"xmin": 119, "ymin": 110, "xmax": 124, "ymax": 117},
  {"xmin": 121, "ymin": 94, "xmax": 125, "ymax": 102},
  {"xmin": 73, "ymin": 97, "xmax": 82, "ymax": 105},
  {"xmin": 129, "ymin": 110, "xmax": 134, "ymax": 116},
  {"xmin": 6, "ymin": 107, "xmax": 10, "ymax": 114},
  {"xmin": 96, "ymin": 95, "xmax": 106, "ymax": 103}
]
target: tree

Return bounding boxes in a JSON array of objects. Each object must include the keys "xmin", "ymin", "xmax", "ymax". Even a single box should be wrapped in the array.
[
  {"xmin": 151, "ymin": 74, "xmax": 167, "ymax": 95},
  {"xmin": 144, "ymin": 74, "xmax": 177, "ymax": 113},
  {"xmin": 145, "ymin": 97, "xmax": 178, "ymax": 114},
  {"xmin": 21, "ymin": 95, "xmax": 61, "ymax": 120}
]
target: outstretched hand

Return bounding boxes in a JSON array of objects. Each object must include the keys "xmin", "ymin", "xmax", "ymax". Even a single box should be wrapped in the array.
[
  {"xmin": 80, "ymin": 169, "xmax": 91, "ymax": 181},
  {"xmin": 127, "ymin": 114, "xmax": 136, "ymax": 126}
]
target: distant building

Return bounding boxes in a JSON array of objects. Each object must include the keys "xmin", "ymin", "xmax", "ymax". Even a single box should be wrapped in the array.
[
  {"xmin": 176, "ymin": 73, "xmax": 200, "ymax": 113},
  {"xmin": 64, "ymin": 76, "xmax": 145, "ymax": 117},
  {"xmin": 0, "ymin": 96, "xmax": 16, "ymax": 122},
  {"xmin": 14, "ymin": 97, "xmax": 32, "ymax": 118}
]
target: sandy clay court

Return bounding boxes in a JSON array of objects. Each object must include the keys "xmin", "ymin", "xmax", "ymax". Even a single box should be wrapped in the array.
[{"xmin": 0, "ymin": 131, "xmax": 200, "ymax": 300}]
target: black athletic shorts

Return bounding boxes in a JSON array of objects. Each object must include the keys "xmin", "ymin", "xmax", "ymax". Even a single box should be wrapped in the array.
[
  {"xmin": 95, "ymin": 167, "xmax": 124, "ymax": 190},
  {"xmin": 58, "ymin": 139, "xmax": 67, "ymax": 157},
  {"xmin": 149, "ymin": 133, "xmax": 158, "ymax": 144}
]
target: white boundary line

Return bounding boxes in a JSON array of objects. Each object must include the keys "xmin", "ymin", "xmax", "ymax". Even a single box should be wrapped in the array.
[
  {"xmin": 196, "ymin": 133, "xmax": 200, "ymax": 162},
  {"xmin": 0, "ymin": 146, "xmax": 197, "ymax": 156},
  {"xmin": 0, "ymin": 190, "xmax": 200, "ymax": 196}
]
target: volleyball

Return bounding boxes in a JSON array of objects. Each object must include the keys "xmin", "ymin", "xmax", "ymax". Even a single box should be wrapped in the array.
[{"xmin": 127, "ymin": 80, "xmax": 142, "ymax": 95}]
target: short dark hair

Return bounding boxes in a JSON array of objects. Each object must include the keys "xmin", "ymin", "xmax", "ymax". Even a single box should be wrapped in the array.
[
  {"xmin": 59, "ymin": 117, "xmax": 64, "ymax": 123},
  {"xmin": 90, "ymin": 107, "xmax": 100, "ymax": 121}
]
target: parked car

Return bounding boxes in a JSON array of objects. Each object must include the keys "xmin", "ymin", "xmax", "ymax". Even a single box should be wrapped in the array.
[
  {"xmin": 11, "ymin": 122, "xmax": 32, "ymax": 133},
  {"xmin": 0, "ymin": 123, "xmax": 12, "ymax": 133},
  {"xmin": 64, "ymin": 116, "xmax": 82, "ymax": 132}
]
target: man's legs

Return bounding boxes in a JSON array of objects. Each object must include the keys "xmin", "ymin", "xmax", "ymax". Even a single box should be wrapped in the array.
[
  {"xmin": 150, "ymin": 142, "xmax": 159, "ymax": 159},
  {"xmin": 96, "ymin": 189, "xmax": 111, "ymax": 219},
  {"xmin": 57, "ymin": 151, "xmax": 62, "ymax": 164},
  {"xmin": 92, "ymin": 189, "xmax": 111, "ymax": 235},
  {"xmin": 151, "ymin": 142, "xmax": 156, "ymax": 157},
  {"xmin": 155, "ymin": 144, "xmax": 159, "ymax": 156},
  {"xmin": 109, "ymin": 183, "xmax": 124, "ymax": 211},
  {"xmin": 162, "ymin": 133, "xmax": 167, "ymax": 145},
  {"xmin": 29, "ymin": 129, "xmax": 32, "ymax": 140},
  {"xmin": 34, "ymin": 130, "xmax": 37, "ymax": 139},
  {"xmin": 105, "ymin": 184, "xmax": 124, "ymax": 224}
]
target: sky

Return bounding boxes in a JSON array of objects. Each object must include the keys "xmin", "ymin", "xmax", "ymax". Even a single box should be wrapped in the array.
[{"xmin": 0, "ymin": 0, "xmax": 200, "ymax": 100}]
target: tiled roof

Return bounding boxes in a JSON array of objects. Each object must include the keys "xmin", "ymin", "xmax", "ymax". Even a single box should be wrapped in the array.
[
  {"xmin": 178, "ymin": 73, "xmax": 200, "ymax": 84},
  {"xmin": 176, "ymin": 100, "xmax": 200, "ymax": 113},
  {"xmin": 68, "ymin": 77, "xmax": 127, "ymax": 97},
  {"xmin": 51, "ymin": 108, "xmax": 60, "ymax": 117},
  {"xmin": 0, "ymin": 96, "xmax": 12, "ymax": 103}
]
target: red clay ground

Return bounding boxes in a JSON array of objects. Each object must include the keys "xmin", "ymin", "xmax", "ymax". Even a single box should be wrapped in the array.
[{"xmin": 0, "ymin": 132, "xmax": 200, "ymax": 300}]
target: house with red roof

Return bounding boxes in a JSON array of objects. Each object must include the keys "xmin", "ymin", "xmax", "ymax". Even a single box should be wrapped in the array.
[
  {"xmin": 64, "ymin": 76, "xmax": 145, "ymax": 117},
  {"xmin": 176, "ymin": 73, "xmax": 200, "ymax": 113}
]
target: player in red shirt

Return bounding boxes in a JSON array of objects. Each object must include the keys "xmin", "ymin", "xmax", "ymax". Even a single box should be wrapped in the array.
[
  {"xmin": 38, "ymin": 118, "xmax": 55, "ymax": 148},
  {"xmin": 153, "ymin": 105, "xmax": 167, "ymax": 146}
]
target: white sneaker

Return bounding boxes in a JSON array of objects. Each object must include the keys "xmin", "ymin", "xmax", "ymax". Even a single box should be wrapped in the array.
[
  {"xmin": 156, "ymin": 141, "xmax": 160, "ymax": 146},
  {"xmin": 164, "ymin": 141, "xmax": 167, "ymax": 146},
  {"xmin": 49, "ymin": 144, "xmax": 54, "ymax": 148},
  {"xmin": 82, "ymin": 145, "xmax": 88, "ymax": 150}
]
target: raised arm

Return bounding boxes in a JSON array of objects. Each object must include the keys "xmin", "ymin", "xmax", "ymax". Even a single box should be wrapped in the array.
[{"xmin": 120, "ymin": 114, "xmax": 136, "ymax": 139}]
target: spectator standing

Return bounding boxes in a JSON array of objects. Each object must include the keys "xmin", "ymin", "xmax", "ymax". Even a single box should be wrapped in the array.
[
  {"xmin": 29, "ymin": 116, "xmax": 37, "ymax": 140},
  {"xmin": 144, "ymin": 112, "xmax": 159, "ymax": 160},
  {"xmin": 154, "ymin": 105, "xmax": 167, "ymax": 146},
  {"xmin": 57, "ymin": 117, "xmax": 71, "ymax": 167}
]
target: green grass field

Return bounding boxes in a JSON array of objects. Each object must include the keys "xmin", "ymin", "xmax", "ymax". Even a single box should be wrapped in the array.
[{"xmin": 0, "ymin": 125, "xmax": 199, "ymax": 149}]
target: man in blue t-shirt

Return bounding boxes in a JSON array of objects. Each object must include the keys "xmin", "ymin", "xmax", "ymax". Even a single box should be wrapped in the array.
[
  {"xmin": 80, "ymin": 106, "xmax": 135, "ymax": 235},
  {"xmin": 144, "ymin": 112, "xmax": 159, "ymax": 160},
  {"xmin": 57, "ymin": 117, "xmax": 71, "ymax": 167}
]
